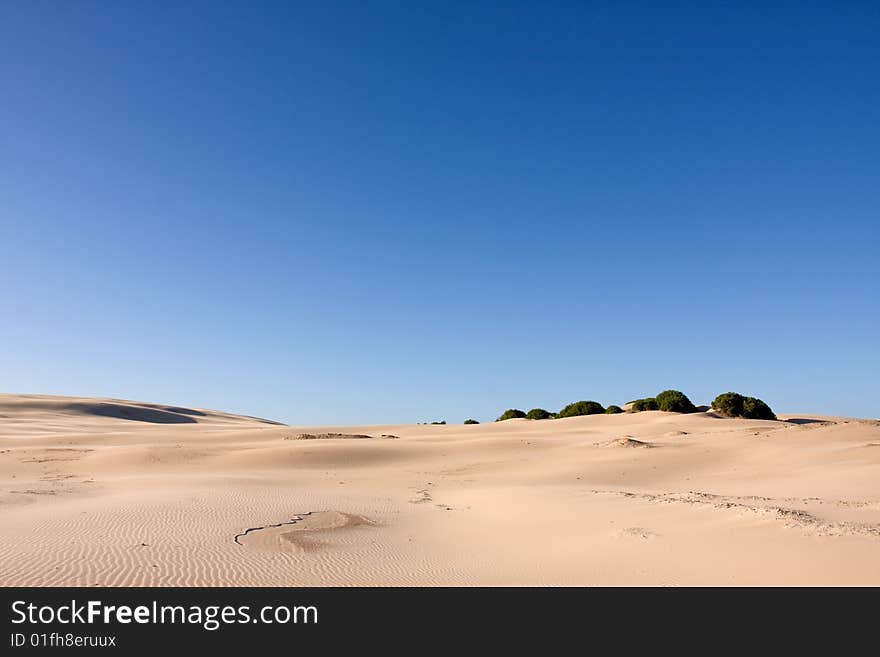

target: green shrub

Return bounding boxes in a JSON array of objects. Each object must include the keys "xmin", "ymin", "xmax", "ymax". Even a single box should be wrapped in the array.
[
  {"xmin": 654, "ymin": 389, "xmax": 697, "ymax": 413},
  {"xmin": 557, "ymin": 400, "xmax": 605, "ymax": 417},
  {"xmin": 712, "ymin": 392, "xmax": 777, "ymax": 420},
  {"xmin": 464, "ymin": 419, "xmax": 479, "ymax": 425},
  {"xmin": 605, "ymin": 405, "xmax": 624, "ymax": 414},
  {"xmin": 630, "ymin": 398, "xmax": 659, "ymax": 411},
  {"xmin": 430, "ymin": 420, "xmax": 446, "ymax": 425},
  {"xmin": 496, "ymin": 409, "xmax": 527, "ymax": 421},
  {"xmin": 743, "ymin": 396, "xmax": 777, "ymax": 420},
  {"xmin": 711, "ymin": 392, "xmax": 744, "ymax": 417},
  {"xmin": 526, "ymin": 408, "xmax": 552, "ymax": 420}
]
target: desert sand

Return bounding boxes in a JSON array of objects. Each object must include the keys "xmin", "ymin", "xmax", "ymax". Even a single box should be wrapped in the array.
[{"xmin": 1, "ymin": 393, "xmax": 878, "ymax": 586}]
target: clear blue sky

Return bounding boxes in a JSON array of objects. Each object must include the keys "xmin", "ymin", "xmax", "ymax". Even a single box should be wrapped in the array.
[{"xmin": 1, "ymin": 2, "xmax": 877, "ymax": 423}]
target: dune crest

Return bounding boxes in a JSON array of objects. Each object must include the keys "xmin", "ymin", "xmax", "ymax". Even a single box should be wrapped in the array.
[{"xmin": 0, "ymin": 393, "xmax": 283, "ymax": 435}]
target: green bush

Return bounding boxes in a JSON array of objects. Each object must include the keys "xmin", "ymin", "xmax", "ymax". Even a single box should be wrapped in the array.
[
  {"xmin": 630, "ymin": 398, "xmax": 659, "ymax": 411},
  {"xmin": 743, "ymin": 397, "xmax": 776, "ymax": 420},
  {"xmin": 654, "ymin": 389, "xmax": 697, "ymax": 413},
  {"xmin": 496, "ymin": 409, "xmax": 527, "ymax": 421},
  {"xmin": 557, "ymin": 400, "xmax": 605, "ymax": 417},
  {"xmin": 430, "ymin": 420, "xmax": 446, "ymax": 425},
  {"xmin": 526, "ymin": 408, "xmax": 553, "ymax": 420},
  {"xmin": 711, "ymin": 392, "xmax": 744, "ymax": 417},
  {"xmin": 605, "ymin": 405, "xmax": 624, "ymax": 414},
  {"xmin": 464, "ymin": 419, "xmax": 479, "ymax": 425},
  {"xmin": 711, "ymin": 392, "xmax": 777, "ymax": 420}
]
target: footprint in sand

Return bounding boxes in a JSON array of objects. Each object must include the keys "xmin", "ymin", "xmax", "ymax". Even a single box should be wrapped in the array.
[
  {"xmin": 410, "ymin": 489, "xmax": 433, "ymax": 504},
  {"xmin": 616, "ymin": 526, "xmax": 659, "ymax": 540}
]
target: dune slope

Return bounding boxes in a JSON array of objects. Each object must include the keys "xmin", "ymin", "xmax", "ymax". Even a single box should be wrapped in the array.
[{"xmin": 1, "ymin": 394, "xmax": 879, "ymax": 586}]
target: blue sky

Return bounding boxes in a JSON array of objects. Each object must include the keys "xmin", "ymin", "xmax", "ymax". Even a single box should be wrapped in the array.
[{"xmin": 1, "ymin": 2, "xmax": 877, "ymax": 423}]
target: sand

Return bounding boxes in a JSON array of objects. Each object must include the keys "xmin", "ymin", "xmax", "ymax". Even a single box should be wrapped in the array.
[{"xmin": 1, "ymin": 393, "xmax": 878, "ymax": 586}]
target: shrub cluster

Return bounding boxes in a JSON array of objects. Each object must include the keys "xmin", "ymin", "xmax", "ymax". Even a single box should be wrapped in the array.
[
  {"xmin": 464, "ymin": 419, "xmax": 479, "ymax": 425},
  {"xmin": 558, "ymin": 400, "xmax": 605, "ymax": 417},
  {"xmin": 629, "ymin": 390, "xmax": 697, "ymax": 413},
  {"xmin": 655, "ymin": 390, "xmax": 697, "ymax": 413},
  {"xmin": 711, "ymin": 392, "xmax": 776, "ymax": 420},
  {"xmin": 496, "ymin": 409, "xmax": 527, "ymax": 422},
  {"xmin": 484, "ymin": 388, "xmax": 776, "ymax": 424},
  {"xmin": 630, "ymin": 398, "xmax": 659, "ymax": 411},
  {"xmin": 494, "ymin": 400, "xmax": 608, "ymax": 422}
]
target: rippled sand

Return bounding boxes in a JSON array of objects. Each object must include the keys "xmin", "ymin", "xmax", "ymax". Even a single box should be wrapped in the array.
[{"xmin": 1, "ymin": 393, "xmax": 879, "ymax": 586}]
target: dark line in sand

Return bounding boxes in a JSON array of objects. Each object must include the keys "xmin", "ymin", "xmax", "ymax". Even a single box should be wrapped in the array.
[{"xmin": 233, "ymin": 512, "xmax": 314, "ymax": 545}]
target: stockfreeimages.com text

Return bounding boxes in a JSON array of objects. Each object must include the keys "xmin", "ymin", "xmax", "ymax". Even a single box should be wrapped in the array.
[{"xmin": 11, "ymin": 600, "xmax": 317, "ymax": 631}]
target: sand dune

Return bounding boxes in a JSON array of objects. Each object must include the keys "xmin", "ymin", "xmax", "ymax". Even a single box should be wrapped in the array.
[
  {"xmin": 1, "ymin": 393, "xmax": 878, "ymax": 585},
  {"xmin": 0, "ymin": 393, "xmax": 281, "ymax": 435}
]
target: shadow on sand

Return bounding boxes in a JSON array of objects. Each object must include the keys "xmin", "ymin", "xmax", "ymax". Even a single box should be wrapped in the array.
[{"xmin": 62, "ymin": 402, "xmax": 199, "ymax": 424}]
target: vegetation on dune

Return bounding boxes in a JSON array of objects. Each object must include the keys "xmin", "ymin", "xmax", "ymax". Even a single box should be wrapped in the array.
[
  {"xmin": 430, "ymin": 420, "xmax": 446, "ymax": 425},
  {"xmin": 712, "ymin": 392, "xmax": 777, "ymax": 420},
  {"xmin": 654, "ymin": 389, "xmax": 697, "ymax": 413},
  {"xmin": 712, "ymin": 392, "xmax": 744, "ymax": 417},
  {"xmin": 464, "ymin": 418, "xmax": 479, "ymax": 424},
  {"xmin": 557, "ymin": 400, "xmax": 605, "ymax": 417},
  {"xmin": 743, "ymin": 397, "xmax": 776, "ymax": 420},
  {"xmin": 630, "ymin": 397, "xmax": 659, "ymax": 411},
  {"xmin": 481, "ymin": 388, "xmax": 776, "ymax": 424},
  {"xmin": 496, "ymin": 409, "xmax": 527, "ymax": 421}
]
